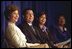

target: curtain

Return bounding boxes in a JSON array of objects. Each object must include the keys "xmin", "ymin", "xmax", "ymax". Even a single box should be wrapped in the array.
[{"xmin": 1, "ymin": 1, "xmax": 71, "ymax": 48}]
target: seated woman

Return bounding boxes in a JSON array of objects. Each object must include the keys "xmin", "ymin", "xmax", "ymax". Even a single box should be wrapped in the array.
[
  {"xmin": 51, "ymin": 14, "xmax": 71, "ymax": 48},
  {"xmin": 4, "ymin": 5, "xmax": 49, "ymax": 48},
  {"xmin": 36, "ymin": 12, "xmax": 58, "ymax": 48}
]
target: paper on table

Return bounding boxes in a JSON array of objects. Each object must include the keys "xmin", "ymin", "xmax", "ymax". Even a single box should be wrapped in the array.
[
  {"xmin": 26, "ymin": 43, "xmax": 40, "ymax": 47},
  {"xmin": 54, "ymin": 38, "xmax": 71, "ymax": 47}
]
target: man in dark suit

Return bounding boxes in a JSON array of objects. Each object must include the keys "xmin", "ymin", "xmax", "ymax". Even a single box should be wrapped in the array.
[
  {"xmin": 51, "ymin": 15, "xmax": 71, "ymax": 48},
  {"xmin": 18, "ymin": 8, "xmax": 41, "ymax": 43}
]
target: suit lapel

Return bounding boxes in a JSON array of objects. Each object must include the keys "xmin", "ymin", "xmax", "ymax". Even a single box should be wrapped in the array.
[{"xmin": 24, "ymin": 23, "xmax": 37, "ymax": 37}]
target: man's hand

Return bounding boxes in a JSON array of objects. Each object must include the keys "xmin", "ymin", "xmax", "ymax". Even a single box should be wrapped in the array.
[{"xmin": 54, "ymin": 43, "xmax": 63, "ymax": 48}]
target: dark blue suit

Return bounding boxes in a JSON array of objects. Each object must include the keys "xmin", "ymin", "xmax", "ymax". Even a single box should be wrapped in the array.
[{"xmin": 51, "ymin": 25, "xmax": 70, "ymax": 44}]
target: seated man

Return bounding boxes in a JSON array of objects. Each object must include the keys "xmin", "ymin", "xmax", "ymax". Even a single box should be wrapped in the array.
[{"xmin": 51, "ymin": 14, "xmax": 71, "ymax": 48}]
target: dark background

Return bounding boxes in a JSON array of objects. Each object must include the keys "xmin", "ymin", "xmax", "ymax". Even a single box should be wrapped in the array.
[{"xmin": 1, "ymin": 1, "xmax": 71, "ymax": 48}]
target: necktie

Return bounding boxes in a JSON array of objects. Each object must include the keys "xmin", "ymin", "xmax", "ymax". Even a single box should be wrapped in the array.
[{"xmin": 30, "ymin": 25, "xmax": 36, "ymax": 35}]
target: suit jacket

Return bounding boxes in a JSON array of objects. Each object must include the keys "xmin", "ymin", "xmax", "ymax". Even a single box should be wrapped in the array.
[
  {"xmin": 52, "ymin": 25, "xmax": 70, "ymax": 43},
  {"xmin": 18, "ymin": 22, "xmax": 41, "ymax": 43},
  {"xmin": 37, "ymin": 26, "xmax": 55, "ymax": 47}
]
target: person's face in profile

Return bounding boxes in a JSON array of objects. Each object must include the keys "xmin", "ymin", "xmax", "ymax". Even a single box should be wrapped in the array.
[
  {"xmin": 39, "ymin": 14, "xmax": 46, "ymax": 25},
  {"xmin": 25, "ymin": 10, "xmax": 34, "ymax": 23},
  {"xmin": 58, "ymin": 16, "xmax": 65, "ymax": 26},
  {"xmin": 9, "ymin": 10, "xmax": 19, "ymax": 23}
]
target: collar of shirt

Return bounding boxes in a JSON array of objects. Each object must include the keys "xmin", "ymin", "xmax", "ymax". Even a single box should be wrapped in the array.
[
  {"xmin": 59, "ymin": 26, "xmax": 67, "ymax": 32},
  {"xmin": 28, "ymin": 23, "xmax": 32, "ymax": 26},
  {"xmin": 40, "ymin": 25, "xmax": 47, "ymax": 32},
  {"xmin": 8, "ymin": 21, "xmax": 16, "ymax": 26},
  {"xmin": 59, "ymin": 26, "xmax": 64, "ymax": 32}
]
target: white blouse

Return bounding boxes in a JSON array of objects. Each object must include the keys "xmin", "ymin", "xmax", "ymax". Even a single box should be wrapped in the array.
[{"xmin": 5, "ymin": 22, "xmax": 27, "ymax": 48}]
